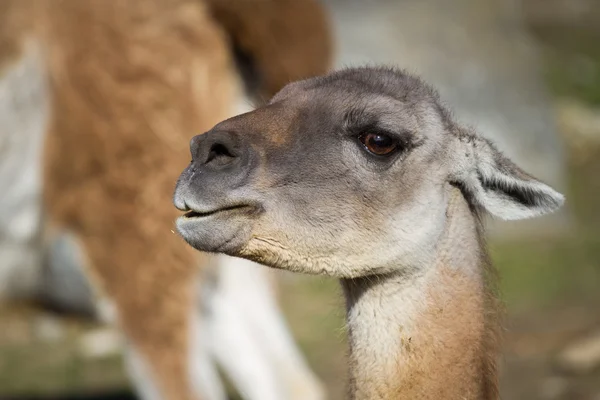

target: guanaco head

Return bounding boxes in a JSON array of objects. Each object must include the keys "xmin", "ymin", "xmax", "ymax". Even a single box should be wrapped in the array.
[{"xmin": 174, "ymin": 67, "xmax": 564, "ymax": 278}]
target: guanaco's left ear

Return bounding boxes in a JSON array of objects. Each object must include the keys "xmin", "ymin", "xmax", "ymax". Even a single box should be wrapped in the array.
[{"xmin": 448, "ymin": 134, "xmax": 565, "ymax": 220}]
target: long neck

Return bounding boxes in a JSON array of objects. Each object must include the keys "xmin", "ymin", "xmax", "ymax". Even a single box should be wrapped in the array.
[{"xmin": 341, "ymin": 188, "xmax": 500, "ymax": 400}]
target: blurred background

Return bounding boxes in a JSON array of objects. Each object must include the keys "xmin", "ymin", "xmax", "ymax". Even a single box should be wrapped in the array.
[{"xmin": 1, "ymin": 0, "xmax": 599, "ymax": 399}]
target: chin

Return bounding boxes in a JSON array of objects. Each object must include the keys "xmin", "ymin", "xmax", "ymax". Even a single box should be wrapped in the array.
[{"xmin": 175, "ymin": 215, "xmax": 252, "ymax": 254}]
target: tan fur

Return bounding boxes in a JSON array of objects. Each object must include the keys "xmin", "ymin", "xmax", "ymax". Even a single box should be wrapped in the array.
[
  {"xmin": 405, "ymin": 265, "xmax": 487, "ymax": 399},
  {"xmin": 340, "ymin": 189, "xmax": 500, "ymax": 400},
  {"xmin": 396, "ymin": 192, "xmax": 499, "ymax": 399},
  {"xmin": 0, "ymin": 2, "xmax": 28, "ymax": 68},
  {"xmin": 205, "ymin": 0, "xmax": 333, "ymax": 100},
  {"xmin": 1, "ymin": 1, "xmax": 332, "ymax": 399},
  {"xmin": 41, "ymin": 2, "xmax": 235, "ymax": 399}
]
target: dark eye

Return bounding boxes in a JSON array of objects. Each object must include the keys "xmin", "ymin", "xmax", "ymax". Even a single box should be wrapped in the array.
[{"xmin": 358, "ymin": 132, "xmax": 399, "ymax": 156}]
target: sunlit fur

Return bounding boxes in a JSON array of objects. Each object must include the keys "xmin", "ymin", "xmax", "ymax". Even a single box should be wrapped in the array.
[{"xmin": 175, "ymin": 66, "xmax": 564, "ymax": 399}]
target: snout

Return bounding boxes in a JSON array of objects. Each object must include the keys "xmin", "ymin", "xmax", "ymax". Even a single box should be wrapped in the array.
[
  {"xmin": 190, "ymin": 130, "xmax": 246, "ymax": 171},
  {"xmin": 173, "ymin": 129, "xmax": 260, "ymax": 253},
  {"xmin": 174, "ymin": 129, "xmax": 256, "ymax": 210}
]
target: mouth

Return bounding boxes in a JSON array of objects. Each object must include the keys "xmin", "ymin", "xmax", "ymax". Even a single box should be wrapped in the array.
[
  {"xmin": 181, "ymin": 204, "xmax": 255, "ymax": 219},
  {"xmin": 175, "ymin": 203, "xmax": 258, "ymax": 254}
]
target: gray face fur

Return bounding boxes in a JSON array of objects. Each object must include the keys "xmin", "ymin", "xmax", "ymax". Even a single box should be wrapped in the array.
[{"xmin": 173, "ymin": 67, "xmax": 564, "ymax": 278}]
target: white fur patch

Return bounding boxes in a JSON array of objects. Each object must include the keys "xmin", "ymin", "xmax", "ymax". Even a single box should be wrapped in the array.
[
  {"xmin": 0, "ymin": 40, "xmax": 49, "ymax": 300},
  {"xmin": 204, "ymin": 257, "xmax": 286, "ymax": 400},
  {"xmin": 124, "ymin": 344, "xmax": 165, "ymax": 400},
  {"xmin": 345, "ymin": 271, "xmax": 429, "ymax": 381},
  {"xmin": 188, "ymin": 296, "xmax": 227, "ymax": 400},
  {"xmin": 96, "ymin": 297, "xmax": 119, "ymax": 325},
  {"xmin": 214, "ymin": 256, "xmax": 326, "ymax": 400}
]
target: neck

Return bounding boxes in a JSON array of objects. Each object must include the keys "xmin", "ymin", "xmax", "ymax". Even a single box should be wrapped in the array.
[{"xmin": 341, "ymin": 188, "xmax": 500, "ymax": 400}]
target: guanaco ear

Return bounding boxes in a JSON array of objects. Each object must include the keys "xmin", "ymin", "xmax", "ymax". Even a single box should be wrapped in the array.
[{"xmin": 448, "ymin": 134, "xmax": 564, "ymax": 220}]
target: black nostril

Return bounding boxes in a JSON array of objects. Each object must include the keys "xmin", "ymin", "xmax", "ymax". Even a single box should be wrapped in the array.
[
  {"xmin": 190, "ymin": 130, "xmax": 245, "ymax": 169},
  {"xmin": 206, "ymin": 142, "xmax": 236, "ymax": 165}
]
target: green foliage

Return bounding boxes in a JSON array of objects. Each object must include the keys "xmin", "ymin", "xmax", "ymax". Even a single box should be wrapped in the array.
[{"xmin": 534, "ymin": 26, "xmax": 600, "ymax": 105}]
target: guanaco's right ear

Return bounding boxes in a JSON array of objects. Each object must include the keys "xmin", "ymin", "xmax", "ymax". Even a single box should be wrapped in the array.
[{"xmin": 448, "ymin": 133, "xmax": 565, "ymax": 220}]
